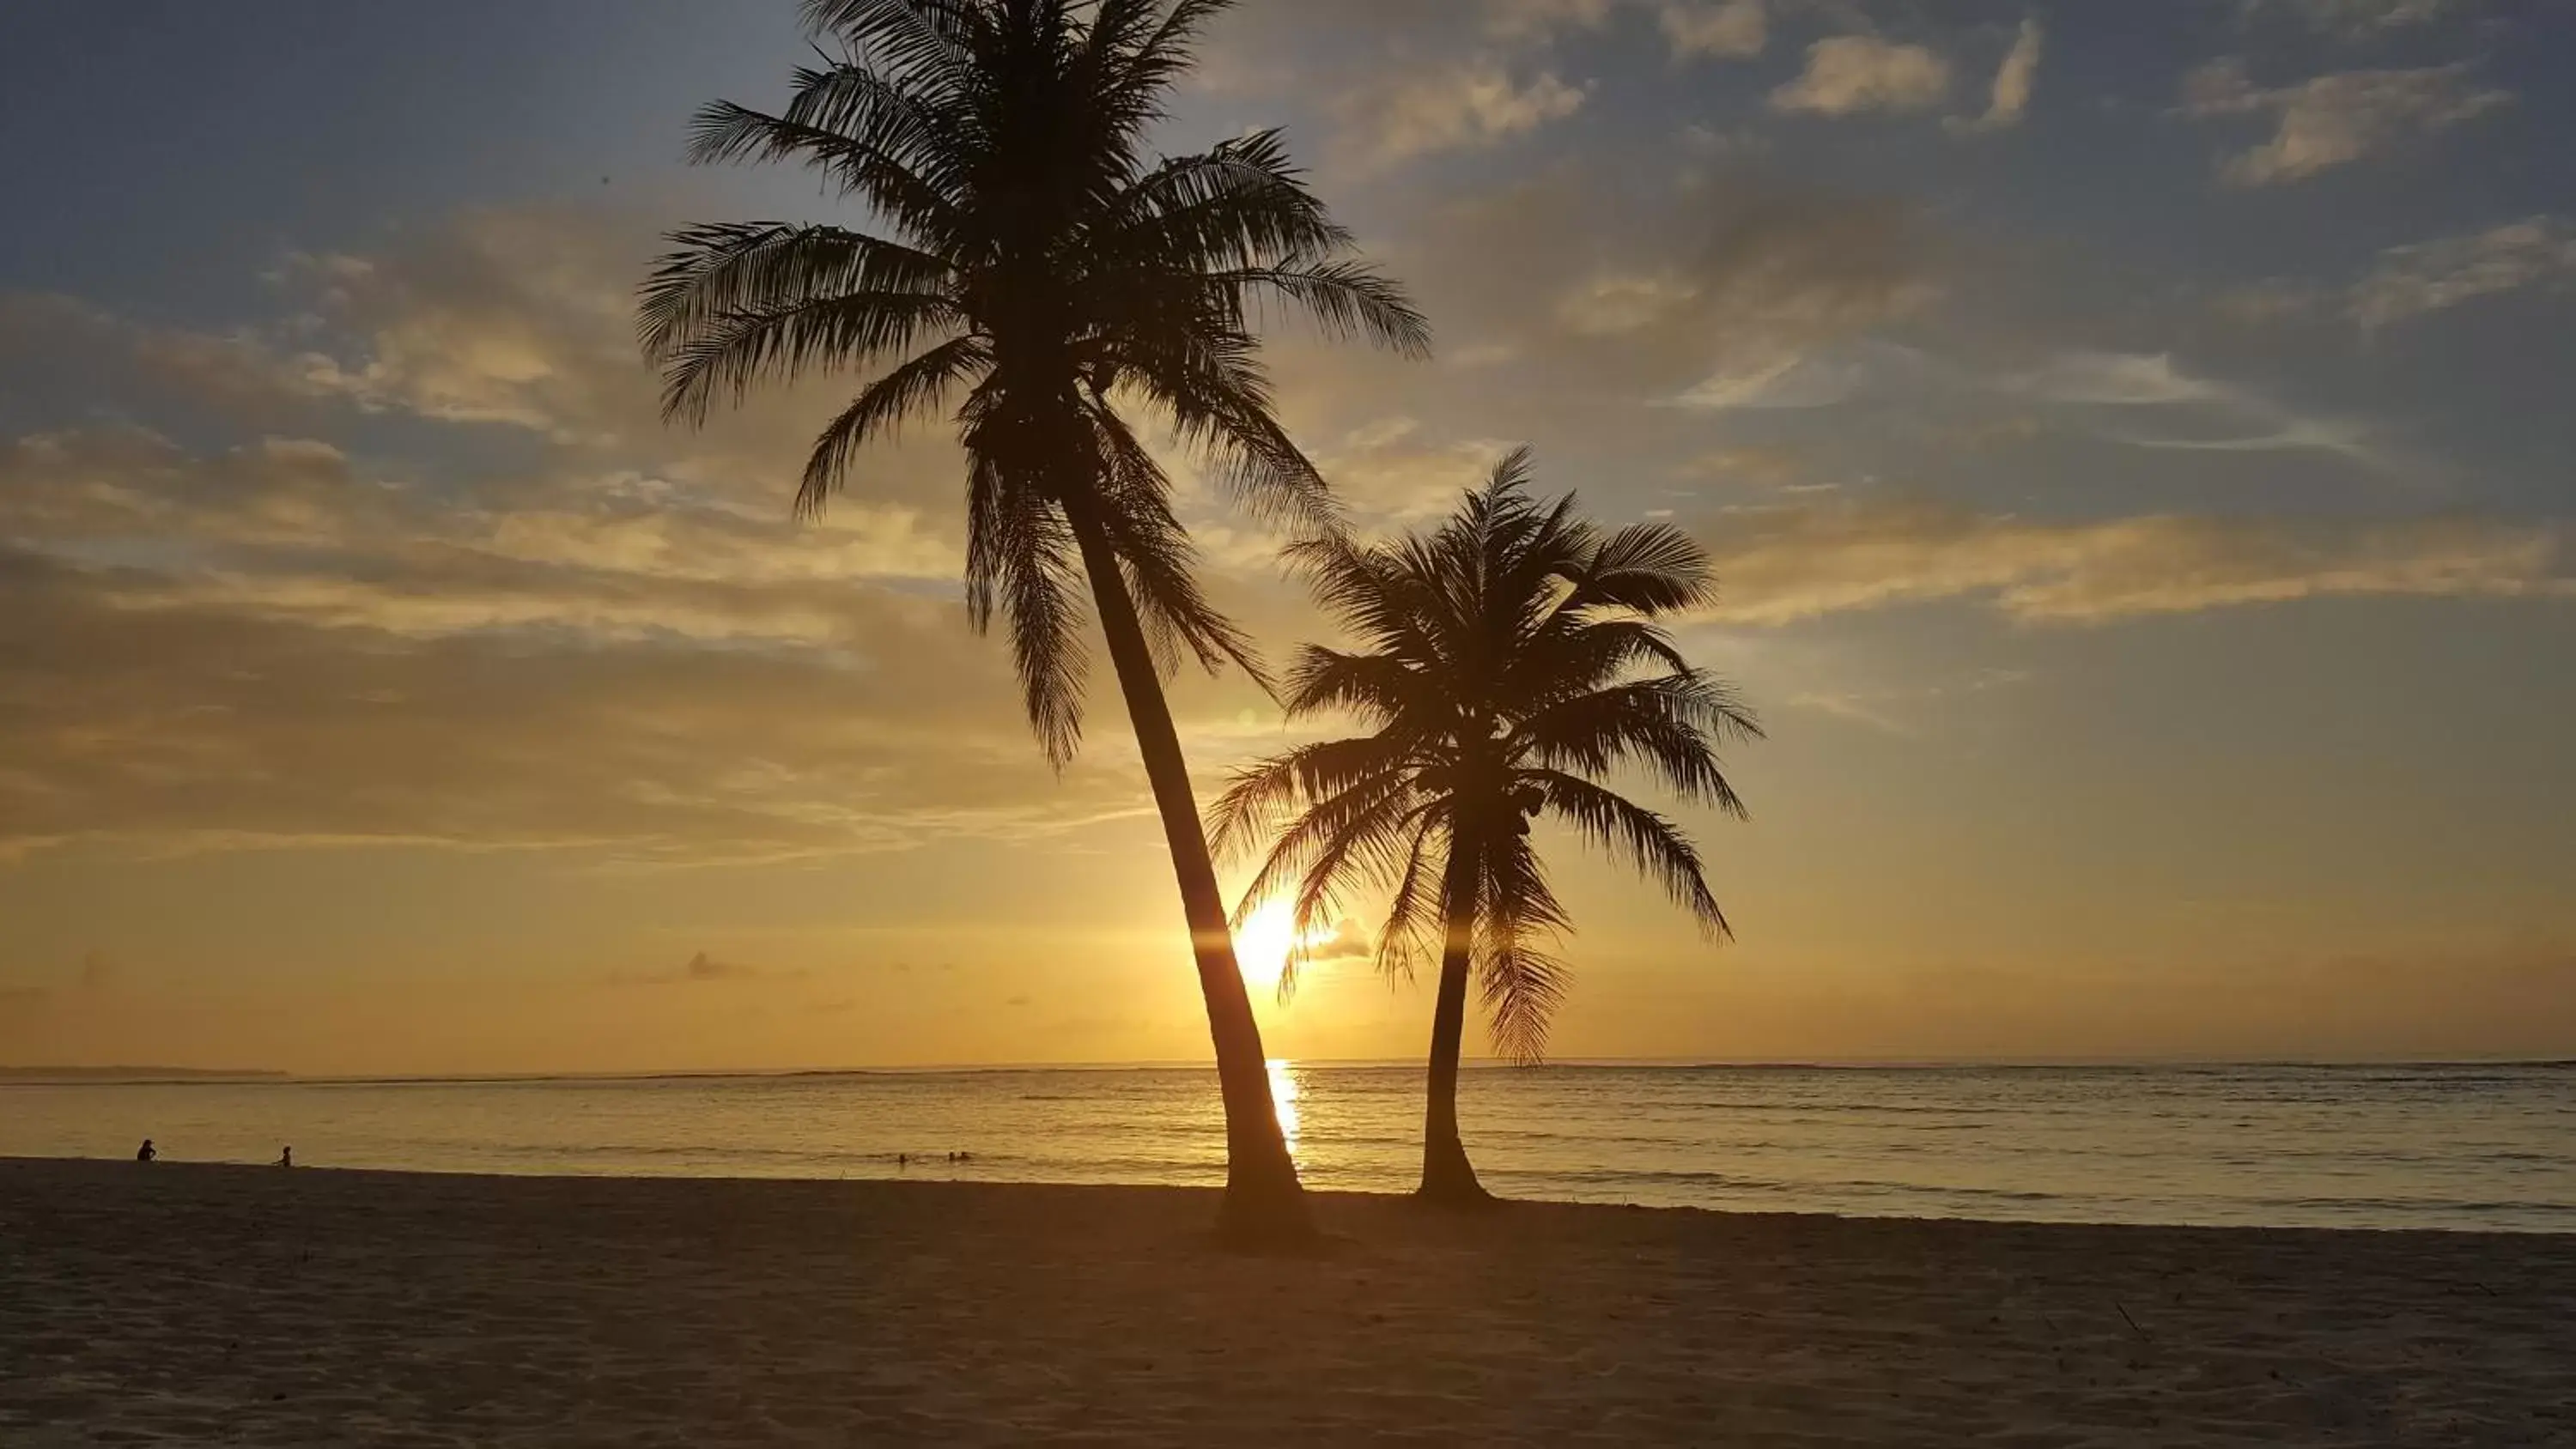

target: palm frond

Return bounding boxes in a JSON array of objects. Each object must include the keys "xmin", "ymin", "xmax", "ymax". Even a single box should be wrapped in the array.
[
  {"xmin": 1228, "ymin": 767, "xmax": 1425, "ymax": 931},
  {"xmin": 1525, "ymin": 768, "xmax": 1729, "ymax": 937},
  {"xmin": 639, "ymin": 222, "xmax": 956, "ymax": 368},
  {"xmin": 1280, "ymin": 646, "xmax": 1423, "ymax": 725},
  {"xmin": 1510, "ymin": 673, "xmax": 1759, "ymax": 813},
  {"xmin": 1086, "ymin": 403, "xmax": 1268, "ymax": 688},
  {"xmin": 1094, "ymin": 0, "xmax": 1235, "ymax": 130},
  {"xmin": 1104, "ymin": 329, "xmax": 1342, "ymax": 536},
  {"xmin": 1200, "ymin": 262, "xmax": 1433, "ymax": 358},
  {"xmin": 1504, "ymin": 615, "xmax": 1695, "ymax": 712},
  {"xmin": 797, "ymin": 334, "xmax": 994, "ymax": 518},
  {"xmin": 778, "ymin": 59, "xmax": 969, "ymax": 194},
  {"xmin": 1207, "ymin": 735, "xmax": 1411, "ymax": 865},
  {"xmin": 684, "ymin": 101, "xmax": 968, "ymax": 248},
  {"xmin": 962, "ymin": 446, "xmax": 1090, "ymax": 767},
  {"xmin": 1109, "ymin": 131, "xmax": 1353, "ymax": 270},
  {"xmin": 1279, "ymin": 789, "xmax": 1436, "ymax": 994},
  {"xmin": 655, "ymin": 289, "xmax": 966, "ymax": 424},
  {"xmin": 1476, "ymin": 832, "xmax": 1572, "ymax": 1062},
  {"xmin": 1369, "ymin": 812, "xmax": 1448, "ymax": 984},
  {"xmin": 648, "ymin": 0, "xmax": 1425, "ymax": 774},
  {"xmin": 1574, "ymin": 521, "xmax": 1716, "ymax": 615},
  {"xmin": 799, "ymin": 0, "xmax": 981, "ymax": 94},
  {"xmin": 1283, "ymin": 531, "xmax": 1446, "ymax": 664}
]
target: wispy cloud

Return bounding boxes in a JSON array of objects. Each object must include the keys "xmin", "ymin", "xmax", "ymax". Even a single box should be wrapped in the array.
[
  {"xmin": 2216, "ymin": 215, "xmax": 2576, "ymax": 333},
  {"xmin": 1696, "ymin": 500, "xmax": 2572, "ymax": 625},
  {"xmin": 2005, "ymin": 351, "xmax": 2224, "ymax": 406},
  {"xmin": 1396, "ymin": 173, "xmax": 1941, "ymax": 411},
  {"xmin": 1779, "ymin": 668, "xmax": 2032, "ymax": 737},
  {"xmin": 2181, "ymin": 59, "xmax": 2510, "ymax": 186},
  {"xmin": 1480, "ymin": 0, "xmax": 1619, "ymax": 41},
  {"xmin": 1659, "ymin": 0, "xmax": 1766, "ymax": 60},
  {"xmin": 2004, "ymin": 350, "xmax": 2379, "ymax": 463},
  {"xmin": 1674, "ymin": 353, "xmax": 1867, "ymax": 410},
  {"xmin": 2350, "ymin": 216, "xmax": 2576, "ymax": 328},
  {"xmin": 1771, "ymin": 36, "xmax": 1952, "ymax": 117},
  {"xmin": 2245, "ymin": 0, "xmax": 2462, "ymax": 39},
  {"xmin": 2211, "ymin": 278, "xmax": 2332, "ymax": 326},
  {"xmin": 1337, "ymin": 61, "xmax": 1588, "ymax": 172},
  {"xmin": 1317, "ymin": 429, "xmax": 1522, "ymax": 524},
  {"xmin": 1947, "ymin": 19, "xmax": 2043, "ymax": 135},
  {"xmin": 0, "ymin": 231, "xmax": 1212, "ymax": 868},
  {"xmin": 1304, "ymin": 919, "xmax": 1375, "ymax": 962},
  {"xmin": 1783, "ymin": 690, "xmax": 1918, "ymax": 736},
  {"xmin": 1557, "ymin": 270, "xmax": 1702, "ymax": 336}
]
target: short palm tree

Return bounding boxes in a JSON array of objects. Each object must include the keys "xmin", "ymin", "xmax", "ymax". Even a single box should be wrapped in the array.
[
  {"xmin": 1211, "ymin": 451, "xmax": 1759, "ymax": 1204},
  {"xmin": 639, "ymin": 0, "xmax": 1427, "ymax": 1243}
]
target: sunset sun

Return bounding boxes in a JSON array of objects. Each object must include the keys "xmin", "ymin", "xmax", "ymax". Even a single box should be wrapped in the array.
[{"xmin": 1232, "ymin": 902, "xmax": 1303, "ymax": 997}]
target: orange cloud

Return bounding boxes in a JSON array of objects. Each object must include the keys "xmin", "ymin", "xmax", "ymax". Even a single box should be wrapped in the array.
[{"xmin": 1692, "ymin": 500, "xmax": 2573, "ymax": 625}]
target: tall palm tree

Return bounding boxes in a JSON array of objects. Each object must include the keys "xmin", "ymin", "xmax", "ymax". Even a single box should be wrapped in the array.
[
  {"xmin": 1211, "ymin": 451, "xmax": 1759, "ymax": 1205},
  {"xmin": 639, "ymin": 0, "xmax": 1427, "ymax": 1244}
]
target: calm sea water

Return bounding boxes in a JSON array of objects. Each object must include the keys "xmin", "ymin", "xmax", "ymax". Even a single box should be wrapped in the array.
[{"xmin": 5, "ymin": 1063, "xmax": 2571, "ymax": 1233}]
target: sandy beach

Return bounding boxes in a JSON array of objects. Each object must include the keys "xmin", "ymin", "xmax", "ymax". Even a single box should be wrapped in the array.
[{"xmin": 3, "ymin": 1159, "xmax": 2570, "ymax": 1446}]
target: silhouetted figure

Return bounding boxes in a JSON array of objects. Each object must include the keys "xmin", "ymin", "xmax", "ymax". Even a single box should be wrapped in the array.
[
  {"xmin": 276, "ymin": 1146, "xmax": 293, "ymax": 1167},
  {"xmin": 896, "ymin": 1153, "xmax": 908, "ymax": 1169},
  {"xmin": 136, "ymin": 1139, "xmax": 155, "ymax": 1162}
]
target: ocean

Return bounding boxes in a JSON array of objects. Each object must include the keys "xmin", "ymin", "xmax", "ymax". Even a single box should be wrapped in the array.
[{"xmin": 5, "ymin": 1061, "xmax": 2570, "ymax": 1233}]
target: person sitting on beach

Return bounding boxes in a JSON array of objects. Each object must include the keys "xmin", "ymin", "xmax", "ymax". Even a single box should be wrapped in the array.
[
  {"xmin": 136, "ymin": 1139, "xmax": 155, "ymax": 1161},
  {"xmin": 276, "ymin": 1146, "xmax": 293, "ymax": 1167}
]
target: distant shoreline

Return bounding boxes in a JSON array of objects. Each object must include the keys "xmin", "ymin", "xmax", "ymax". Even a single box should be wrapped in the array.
[
  {"xmin": 0, "ymin": 1066, "xmax": 290, "ymax": 1083},
  {"xmin": 5, "ymin": 1155, "xmax": 2568, "ymax": 1239},
  {"xmin": 3, "ymin": 1057, "xmax": 2567, "ymax": 1087}
]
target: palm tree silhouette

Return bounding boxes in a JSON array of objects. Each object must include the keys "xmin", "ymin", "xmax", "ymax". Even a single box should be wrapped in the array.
[
  {"xmin": 1212, "ymin": 450, "xmax": 1758, "ymax": 1204},
  {"xmin": 640, "ymin": 0, "xmax": 1427, "ymax": 1243}
]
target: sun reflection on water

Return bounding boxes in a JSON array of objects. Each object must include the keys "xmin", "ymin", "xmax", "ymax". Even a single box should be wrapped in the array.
[{"xmin": 1267, "ymin": 1058, "xmax": 1301, "ymax": 1157}]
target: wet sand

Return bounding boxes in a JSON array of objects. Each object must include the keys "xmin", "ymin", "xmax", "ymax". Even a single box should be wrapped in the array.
[{"xmin": 3, "ymin": 1157, "xmax": 2571, "ymax": 1446}]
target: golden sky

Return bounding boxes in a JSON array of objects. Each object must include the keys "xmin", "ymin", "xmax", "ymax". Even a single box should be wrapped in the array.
[{"xmin": 3, "ymin": 1, "xmax": 2573, "ymax": 1071}]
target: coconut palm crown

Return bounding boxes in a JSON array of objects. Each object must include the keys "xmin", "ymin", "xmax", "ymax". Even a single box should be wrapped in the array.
[
  {"xmin": 1211, "ymin": 450, "xmax": 1759, "ymax": 1202},
  {"xmin": 639, "ymin": 0, "xmax": 1427, "ymax": 1242}
]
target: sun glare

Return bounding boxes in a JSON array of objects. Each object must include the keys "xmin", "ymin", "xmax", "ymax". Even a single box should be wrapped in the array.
[
  {"xmin": 1233, "ymin": 901, "xmax": 1300, "ymax": 996},
  {"xmin": 1267, "ymin": 1058, "xmax": 1302, "ymax": 1149}
]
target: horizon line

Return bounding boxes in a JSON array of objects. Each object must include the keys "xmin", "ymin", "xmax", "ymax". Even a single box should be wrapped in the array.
[{"xmin": 4, "ymin": 1052, "xmax": 2571, "ymax": 1086}]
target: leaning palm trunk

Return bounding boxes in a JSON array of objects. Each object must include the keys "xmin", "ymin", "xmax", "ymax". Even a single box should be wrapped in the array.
[
  {"xmin": 641, "ymin": 0, "xmax": 1430, "ymax": 1246},
  {"xmin": 1419, "ymin": 815, "xmax": 1492, "ymax": 1204},
  {"xmin": 1063, "ymin": 499, "xmax": 1307, "ymax": 1240}
]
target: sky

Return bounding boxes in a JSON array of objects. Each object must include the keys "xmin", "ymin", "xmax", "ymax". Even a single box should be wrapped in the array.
[{"xmin": 3, "ymin": 0, "xmax": 2573, "ymax": 1075}]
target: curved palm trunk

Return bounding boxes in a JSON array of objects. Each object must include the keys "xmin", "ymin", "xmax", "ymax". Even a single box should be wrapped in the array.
[
  {"xmin": 1419, "ymin": 815, "xmax": 1496, "ymax": 1206},
  {"xmin": 1060, "ymin": 499, "xmax": 1313, "ymax": 1247}
]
